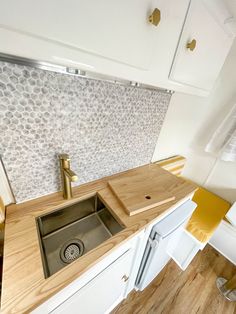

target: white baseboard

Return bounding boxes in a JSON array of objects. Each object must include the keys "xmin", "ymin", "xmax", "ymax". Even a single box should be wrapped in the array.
[{"xmin": 209, "ymin": 220, "xmax": 236, "ymax": 266}]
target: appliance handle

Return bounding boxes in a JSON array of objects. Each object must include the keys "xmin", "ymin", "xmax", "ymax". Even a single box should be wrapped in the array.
[{"xmin": 148, "ymin": 237, "xmax": 159, "ymax": 248}]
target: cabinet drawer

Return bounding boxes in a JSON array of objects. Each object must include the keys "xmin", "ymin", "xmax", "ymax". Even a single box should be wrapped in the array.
[{"xmin": 51, "ymin": 248, "xmax": 133, "ymax": 314}]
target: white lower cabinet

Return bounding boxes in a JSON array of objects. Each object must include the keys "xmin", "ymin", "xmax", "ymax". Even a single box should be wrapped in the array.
[
  {"xmin": 51, "ymin": 249, "xmax": 133, "ymax": 314},
  {"xmin": 32, "ymin": 230, "xmax": 146, "ymax": 314}
]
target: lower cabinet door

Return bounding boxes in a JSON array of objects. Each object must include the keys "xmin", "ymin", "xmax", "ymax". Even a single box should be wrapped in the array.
[
  {"xmin": 166, "ymin": 228, "xmax": 202, "ymax": 270},
  {"xmin": 51, "ymin": 249, "xmax": 133, "ymax": 314}
]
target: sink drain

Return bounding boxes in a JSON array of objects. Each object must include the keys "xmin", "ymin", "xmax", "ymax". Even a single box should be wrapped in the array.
[{"xmin": 60, "ymin": 239, "xmax": 84, "ymax": 264}]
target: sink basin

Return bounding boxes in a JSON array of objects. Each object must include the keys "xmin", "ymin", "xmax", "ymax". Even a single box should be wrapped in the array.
[{"xmin": 36, "ymin": 194, "xmax": 124, "ymax": 278}]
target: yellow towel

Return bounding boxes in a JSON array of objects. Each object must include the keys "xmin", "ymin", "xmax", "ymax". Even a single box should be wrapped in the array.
[
  {"xmin": 186, "ymin": 187, "xmax": 231, "ymax": 243},
  {"xmin": 156, "ymin": 155, "xmax": 231, "ymax": 243}
]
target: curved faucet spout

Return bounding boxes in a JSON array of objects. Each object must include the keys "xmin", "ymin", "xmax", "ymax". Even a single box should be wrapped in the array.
[{"xmin": 64, "ymin": 168, "xmax": 78, "ymax": 182}]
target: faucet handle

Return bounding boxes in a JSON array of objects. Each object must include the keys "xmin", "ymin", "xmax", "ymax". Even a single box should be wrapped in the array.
[{"xmin": 58, "ymin": 154, "xmax": 70, "ymax": 161}]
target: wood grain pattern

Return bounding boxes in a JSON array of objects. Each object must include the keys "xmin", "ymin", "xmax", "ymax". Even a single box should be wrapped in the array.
[
  {"xmin": 112, "ymin": 245, "xmax": 236, "ymax": 314},
  {"xmin": 1, "ymin": 164, "xmax": 197, "ymax": 314},
  {"xmin": 108, "ymin": 164, "xmax": 175, "ymax": 216},
  {"xmin": 225, "ymin": 273, "xmax": 236, "ymax": 290},
  {"xmin": 155, "ymin": 155, "xmax": 186, "ymax": 176},
  {"xmin": 0, "ymin": 196, "xmax": 5, "ymax": 226},
  {"xmin": 99, "ymin": 182, "xmax": 196, "ymax": 230}
]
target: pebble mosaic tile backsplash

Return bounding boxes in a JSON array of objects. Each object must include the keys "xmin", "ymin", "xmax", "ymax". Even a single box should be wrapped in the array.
[{"xmin": 0, "ymin": 61, "xmax": 171, "ymax": 202}]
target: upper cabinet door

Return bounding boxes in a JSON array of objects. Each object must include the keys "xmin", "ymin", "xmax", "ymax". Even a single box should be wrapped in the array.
[
  {"xmin": 169, "ymin": 0, "xmax": 235, "ymax": 91},
  {"xmin": 0, "ymin": 0, "xmax": 163, "ymax": 71}
]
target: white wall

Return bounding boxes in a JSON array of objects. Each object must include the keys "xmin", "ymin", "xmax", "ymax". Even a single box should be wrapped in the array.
[
  {"xmin": 0, "ymin": 160, "xmax": 15, "ymax": 205},
  {"xmin": 152, "ymin": 40, "xmax": 236, "ymax": 204}
]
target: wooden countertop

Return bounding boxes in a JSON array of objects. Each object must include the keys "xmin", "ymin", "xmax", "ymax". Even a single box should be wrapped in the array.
[{"xmin": 1, "ymin": 164, "xmax": 197, "ymax": 314}]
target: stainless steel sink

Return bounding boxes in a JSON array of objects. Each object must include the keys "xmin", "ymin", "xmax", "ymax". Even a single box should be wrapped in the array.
[{"xmin": 36, "ymin": 195, "xmax": 124, "ymax": 278}]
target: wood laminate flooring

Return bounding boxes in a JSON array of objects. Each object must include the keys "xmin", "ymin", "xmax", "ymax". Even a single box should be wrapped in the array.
[{"xmin": 112, "ymin": 245, "xmax": 236, "ymax": 314}]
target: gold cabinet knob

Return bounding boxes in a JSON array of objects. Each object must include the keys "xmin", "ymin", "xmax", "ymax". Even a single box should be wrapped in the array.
[
  {"xmin": 122, "ymin": 274, "xmax": 129, "ymax": 282},
  {"xmin": 186, "ymin": 39, "xmax": 197, "ymax": 51},
  {"xmin": 149, "ymin": 8, "xmax": 161, "ymax": 27}
]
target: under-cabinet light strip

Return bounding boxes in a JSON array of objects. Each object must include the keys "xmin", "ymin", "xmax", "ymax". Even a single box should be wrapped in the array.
[{"xmin": 0, "ymin": 52, "xmax": 174, "ymax": 94}]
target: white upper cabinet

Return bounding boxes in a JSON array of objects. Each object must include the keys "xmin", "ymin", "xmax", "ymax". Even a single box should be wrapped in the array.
[
  {"xmin": 0, "ymin": 0, "xmax": 189, "ymax": 72},
  {"xmin": 169, "ymin": 0, "xmax": 235, "ymax": 91},
  {"xmin": 0, "ymin": 0, "xmax": 235, "ymax": 96},
  {"xmin": 0, "ymin": 0, "xmax": 192, "ymax": 91},
  {"xmin": 0, "ymin": 0, "xmax": 160, "ymax": 71}
]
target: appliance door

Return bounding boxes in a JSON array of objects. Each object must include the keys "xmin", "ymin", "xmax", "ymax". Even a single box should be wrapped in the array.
[
  {"xmin": 136, "ymin": 223, "xmax": 186, "ymax": 291},
  {"xmin": 136, "ymin": 200, "xmax": 197, "ymax": 290}
]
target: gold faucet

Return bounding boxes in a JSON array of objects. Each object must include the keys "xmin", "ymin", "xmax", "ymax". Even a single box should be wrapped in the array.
[{"xmin": 59, "ymin": 154, "xmax": 78, "ymax": 199}]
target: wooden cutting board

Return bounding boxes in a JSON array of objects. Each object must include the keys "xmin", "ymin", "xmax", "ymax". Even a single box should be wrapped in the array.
[{"xmin": 108, "ymin": 165, "xmax": 175, "ymax": 216}]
